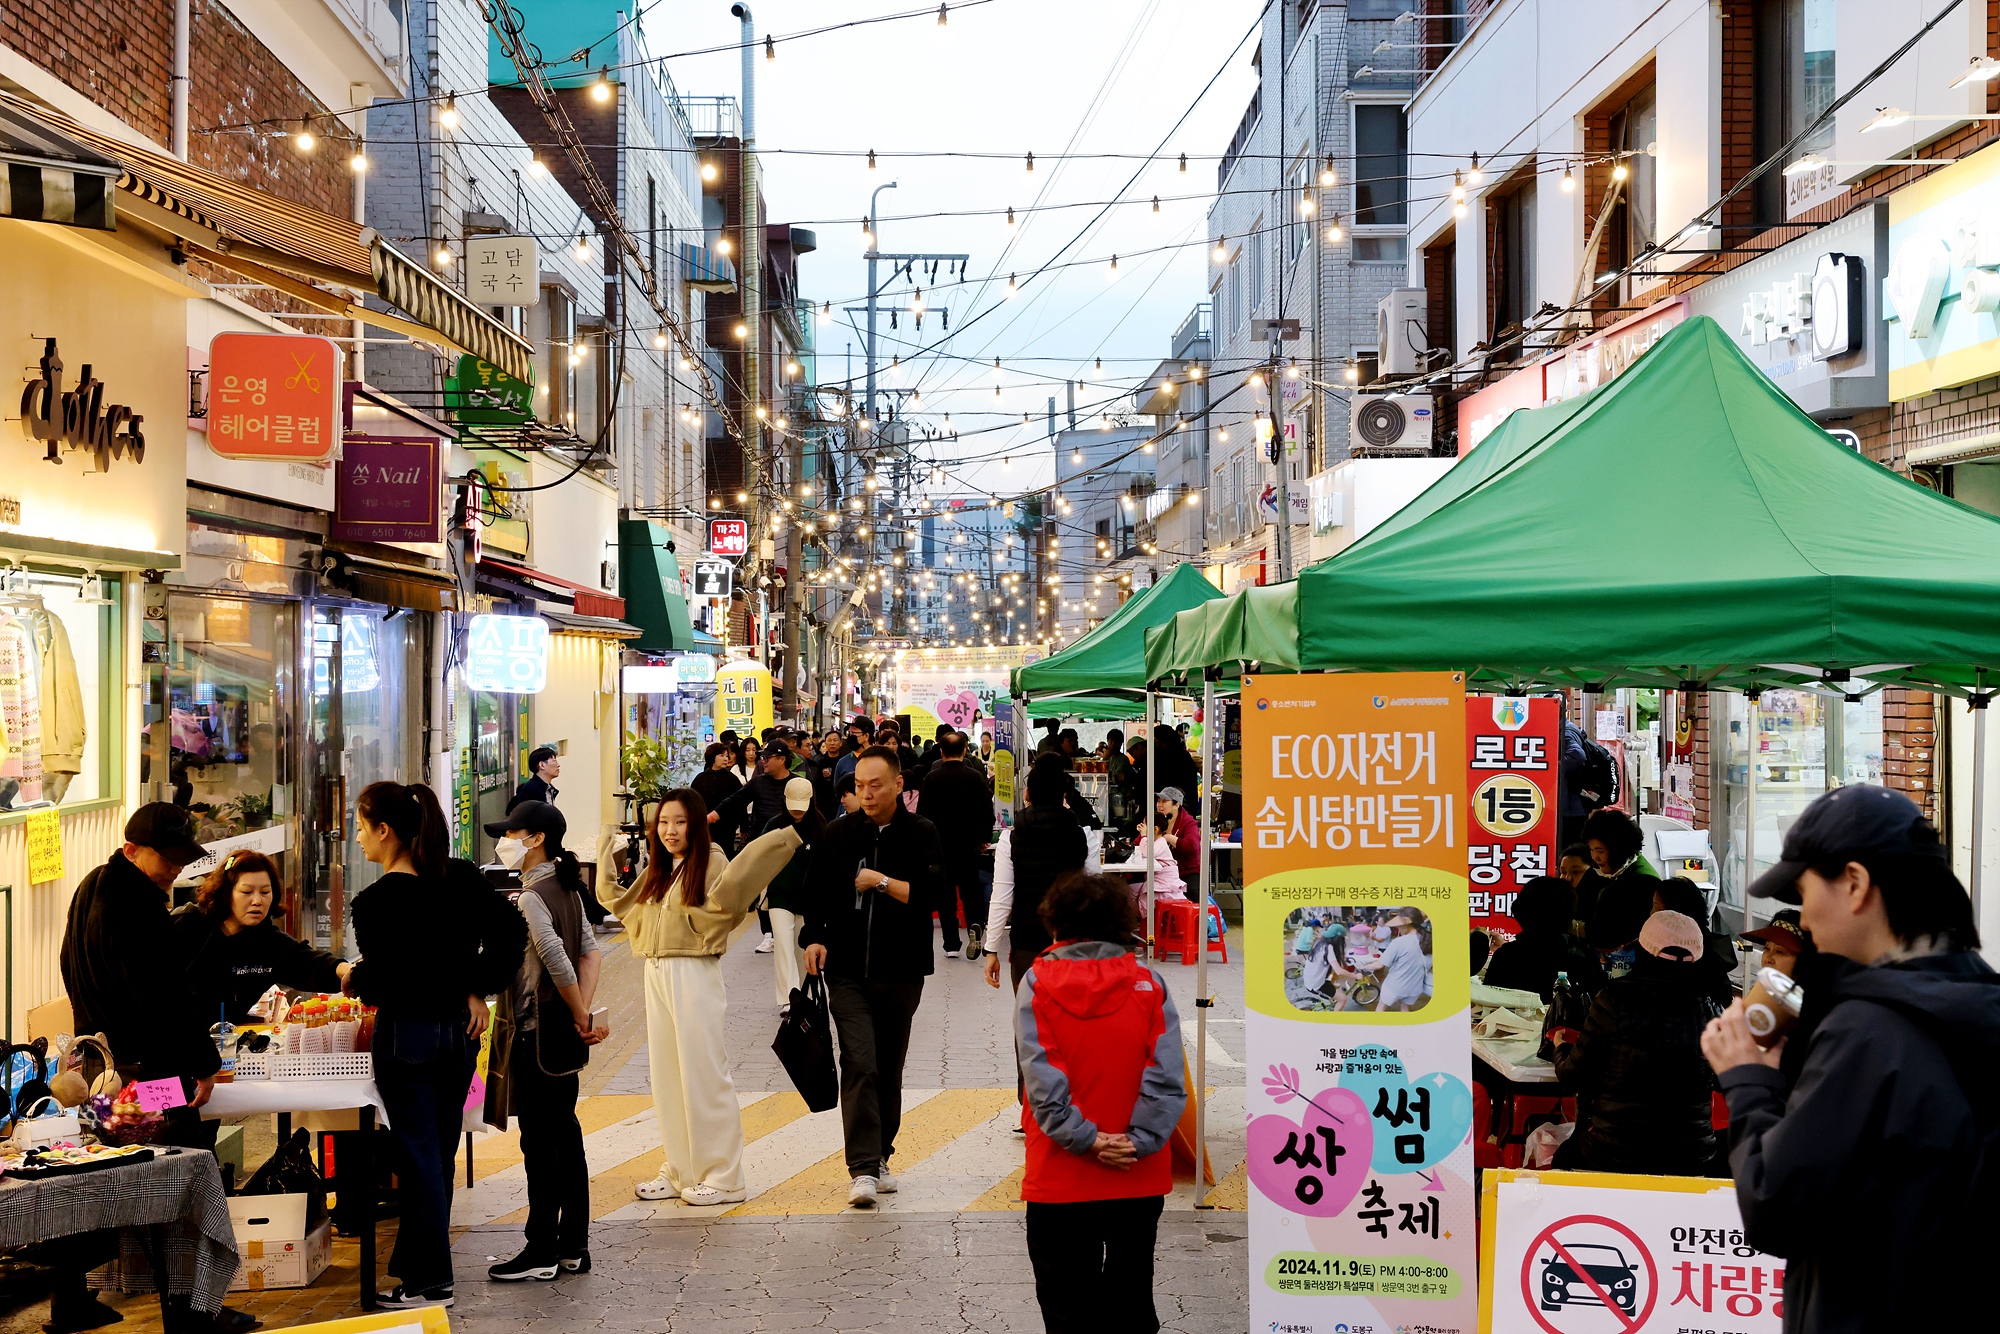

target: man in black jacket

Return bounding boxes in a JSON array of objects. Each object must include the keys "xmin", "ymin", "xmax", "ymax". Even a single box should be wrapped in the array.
[
  {"xmin": 507, "ymin": 746, "xmax": 560, "ymax": 813},
  {"xmin": 1702, "ymin": 785, "xmax": 2000, "ymax": 1334},
  {"xmin": 60, "ymin": 803, "xmax": 221, "ymax": 1132},
  {"xmin": 801, "ymin": 746, "xmax": 944, "ymax": 1209},
  {"xmin": 918, "ymin": 730, "xmax": 993, "ymax": 961},
  {"xmin": 709, "ymin": 740, "xmax": 795, "ymax": 842}
]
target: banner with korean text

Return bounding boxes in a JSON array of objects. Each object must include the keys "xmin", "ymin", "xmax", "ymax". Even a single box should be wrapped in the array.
[
  {"xmin": 1243, "ymin": 672, "xmax": 1475, "ymax": 1334},
  {"xmin": 1467, "ymin": 696, "xmax": 1560, "ymax": 938}
]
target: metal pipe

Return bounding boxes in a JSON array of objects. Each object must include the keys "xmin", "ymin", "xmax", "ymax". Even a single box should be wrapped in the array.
[
  {"xmin": 1972, "ymin": 686, "xmax": 1989, "ymax": 924},
  {"xmin": 173, "ymin": 0, "xmax": 190, "ymax": 161},
  {"xmin": 1743, "ymin": 692, "xmax": 1760, "ymax": 987},
  {"xmin": 1194, "ymin": 668, "xmax": 1216, "ymax": 1207},
  {"xmin": 1144, "ymin": 688, "xmax": 1157, "ymax": 961},
  {"xmin": 731, "ymin": 2, "xmax": 762, "ymax": 617}
]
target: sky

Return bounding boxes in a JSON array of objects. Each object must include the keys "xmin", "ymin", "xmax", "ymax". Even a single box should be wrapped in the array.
[{"xmin": 645, "ymin": 0, "xmax": 1265, "ymax": 501}]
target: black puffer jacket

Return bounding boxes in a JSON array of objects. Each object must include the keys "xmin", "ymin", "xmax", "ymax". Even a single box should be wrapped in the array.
[
  {"xmin": 1721, "ymin": 950, "xmax": 2000, "ymax": 1334},
  {"xmin": 798, "ymin": 804, "xmax": 944, "ymax": 982},
  {"xmin": 1552, "ymin": 951, "xmax": 1718, "ymax": 1175},
  {"xmin": 1006, "ymin": 805, "xmax": 1089, "ymax": 957}
]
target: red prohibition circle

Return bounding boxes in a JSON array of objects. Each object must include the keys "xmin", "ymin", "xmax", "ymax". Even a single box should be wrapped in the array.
[{"xmin": 1517, "ymin": 1212, "xmax": 1659, "ymax": 1334}]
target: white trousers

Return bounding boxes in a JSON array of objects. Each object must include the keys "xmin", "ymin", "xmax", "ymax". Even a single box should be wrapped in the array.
[
  {"xmin": 643, "ymin": 955, "xmax": 744, "ymax": 1194},
  {"xmin": 769, "ymin": 907, "xmax": 805, "ymax": 1007}
]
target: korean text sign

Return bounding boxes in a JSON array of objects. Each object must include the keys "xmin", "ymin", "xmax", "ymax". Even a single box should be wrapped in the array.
[
  {"xmin": 207, "ymin": 332, "xmax": 342, "ymax": 462},
  {"xmin": 713, "ymin": 659, "xmax": 773, "ymax": 741},
  {"xmin": 709, "ymin": 519, "xmax": 748, "ymax": 557},
  {"xmin": 332, "ymin": 436, "xmax": 441, "ymax": 543},
  {"xmin": 465, "ymin": 235, "xmax": 540, "ymax": 307},
  {"xmin": 1480, "ymin": 1169, "xmax": 1783, "ymax": 1334},
  {"xmin": 1241, "ymin": 672, "xmax": 1475, "ymax": 1334},
  {"xmin": 465, "ymin": 614, "xmax": 550, "ymax": 693},
  {"xmin": 1466, "ymin": 696, "xmax": 1559, "ymax": 937}
]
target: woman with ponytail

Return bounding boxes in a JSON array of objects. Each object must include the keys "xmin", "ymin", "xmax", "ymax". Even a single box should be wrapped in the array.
[
  {"xmin": 348, "ymin": 781, "xmax": 526, "ymax": 1308},
  {"xmin": 480, "ymin": 801, "xmax": 609, "ymax": 1282},
  {"xmin": 609, "ymin": 787, "xmax": 802, "ymax": 1206}
]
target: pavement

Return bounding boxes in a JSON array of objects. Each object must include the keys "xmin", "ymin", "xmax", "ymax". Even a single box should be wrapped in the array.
[{"xmin": 4, "ymin": 917, "xmax": 1249, "ymax": 1334}]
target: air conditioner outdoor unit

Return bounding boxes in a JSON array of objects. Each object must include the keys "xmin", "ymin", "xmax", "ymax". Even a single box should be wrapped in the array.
[
  {"xmin": 1377, "ymin": 288, "xmax": 1428, "ymax": 375},
  {"xmin": 1352, "ymin": 393, "xmax": 1434, "ymax": 455}
]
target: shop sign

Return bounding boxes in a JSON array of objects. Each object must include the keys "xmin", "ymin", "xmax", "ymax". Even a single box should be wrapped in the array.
[
  {"xmin": 1546, "ymin": 298, "xmax": 1685, "ymax": 404},
  {"xmin": 991, "ymin": 696, "xmax": 1016, "ymax": 806},
  {"xmin": 19, "ymin": 337, "xmax": 146, "ymax": 471},
  {"xmin": 1455, "ymin": 360, "xmax": 1548, "ymax": 455},
  {"xmin": 205, "ymin": 332, "xmax": 342, "ymax": 462},
  {"xmin": 465, "ymin": 235, "xmax": 540, "ymax": 307},
  {"xmin": 709, "ymin": 518, "xmax": 748, "ymax": 557},
  {"xmin": 332, "ymin": 436, "xmax": 442, "ymax": 543},
  {"xmin": 692, "ymin": 559, "xmax": 733, "ymax": 597},
  {"xmin": 673, "ymin": 653, "xmax": 716, "ymax": 684},
  {"xmin": 1466, "ymin": 696, "xmax": 1559, "ymax": 938},
  {"xmin": 714, "ymin": 658, "xmax": 773, "ymax": 738},
  {"xmin": 175, "ymin": 824, "xmax": 290, "ymax": 885},
  {"xmin": 1240, "ymin": 671, "xmax": 1474, "ymax": 1334},
  {"xmin": 465, "ymin": 613, "xmax": 550, "ymax": 693},
  {"xmin": 1687, "ymin": 201, "xmax": 1887, "ymax": 417},
  {"xmin": 1481, "ymin": 1169, "xmax": 1784, "ymax": 1332},
  {"xmin": 446, "ymin": 353, "xmax": 535, "ymax": 424},
  {"xmin": 1883, "ymin": 142, "xmax": 2000, "ymax": 399}
]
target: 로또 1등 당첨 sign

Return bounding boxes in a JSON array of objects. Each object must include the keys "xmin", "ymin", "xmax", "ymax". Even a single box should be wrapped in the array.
[
  {"xmin": 205, "ymin": 332, "xmax": 343, "ymax": 462},
  {"xmin": 1242, "ymin": 672, "xmax": 1476, "ymax": 1334},
  {"xmin": 1466, "ymin": 696, "xmax": 1559, "ymax": 938}
]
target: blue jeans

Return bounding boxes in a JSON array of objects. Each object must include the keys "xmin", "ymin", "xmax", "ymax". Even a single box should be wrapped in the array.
[{"xmin": 372, "ymin": 1016, "xmax": 474, "ymax": 1293}]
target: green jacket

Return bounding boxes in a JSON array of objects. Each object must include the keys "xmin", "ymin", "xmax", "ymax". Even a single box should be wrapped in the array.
[{"xmin": 760, "ymin": 812, "xmax": 812, "ymax": 914}]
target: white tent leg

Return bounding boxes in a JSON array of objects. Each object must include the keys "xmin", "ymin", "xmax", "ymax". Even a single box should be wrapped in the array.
[
  {"xmin": 1973, "ymin": 694, "xmax": 1989, "ymax": 924},
  {"xmin": 1743, "ymin": 693, "xmax": 1760, "ymax": 987},
  {"xmin": 1144, "ymin": 688, "xmax": 1157, "ymax": 962},
  {"xmin": 1194, "ymin": 670, "xmax": 1216, "ymax": 1208}
]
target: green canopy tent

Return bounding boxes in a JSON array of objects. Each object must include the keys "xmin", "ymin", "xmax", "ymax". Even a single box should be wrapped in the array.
[
  {"xmin": 1012, "ymin": 561, "xmax": 1228, "ymax": 700},
  {"xmin": 1145, "ymin": 312, "xmax": 2000, "ymax": 919}
]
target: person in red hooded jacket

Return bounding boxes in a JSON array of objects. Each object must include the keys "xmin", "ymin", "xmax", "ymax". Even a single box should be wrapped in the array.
[{"xmin": 1013, "ymin": 871, "xmax": 1187, "ymax": 1334}]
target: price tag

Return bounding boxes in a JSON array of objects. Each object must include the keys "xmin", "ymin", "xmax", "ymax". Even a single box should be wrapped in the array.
[{"xmin": 131, "ymin": 1077, "xmax": 188, "ymax": 1113}]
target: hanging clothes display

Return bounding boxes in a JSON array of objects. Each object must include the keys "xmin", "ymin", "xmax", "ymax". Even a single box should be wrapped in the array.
[
  {"xmin": 0, "ymin": 607, "xmax": 43, "ymax": 805},
  {"xmin": 31, "ymin": 607, "xmax": 84, "ymax": 801}
]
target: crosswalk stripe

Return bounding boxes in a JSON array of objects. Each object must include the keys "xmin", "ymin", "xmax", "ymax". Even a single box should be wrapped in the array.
[
  {"xmin": 963, "ymin": 1165, "xmax": 1027, "ymax": 1213},
  {"xmin": 884, "ymin": 1101, "xmax": 1026, "ymax": 1212},
  {"xmin": 725, "ymin": 1087, "xmax": 1016, "ymax": 1216},
  {"xmin": 453, "ymin": 1094, "xmax": 653, "ymax": 1184}
]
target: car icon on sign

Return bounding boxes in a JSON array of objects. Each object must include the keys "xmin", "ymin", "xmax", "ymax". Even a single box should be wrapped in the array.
[{"xmin": 1540, "ymin": 1244, "xmax": 1638, "ymax": 1313}]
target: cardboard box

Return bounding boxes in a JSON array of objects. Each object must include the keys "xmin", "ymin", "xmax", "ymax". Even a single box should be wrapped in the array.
[
  {"xmin": 228, "ymin": 1192, "xmax": 310, "ymax": 1244},
  {"xmin": 214, "ymin": 1124, "xmax": 245, "ymax": 1183},
  {"xmin": 228, "ymin": 1219, "xmax": 331, "ymax": 1292}
]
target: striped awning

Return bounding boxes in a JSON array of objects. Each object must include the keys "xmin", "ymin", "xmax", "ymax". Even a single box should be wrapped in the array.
[
  {"xmin": 682, "ymin": 241, "xmax": 737, "ymax": 293},
  {"xmin": 0, "ymin": 102, "xmax": 120, "ymax": 231},
  {"xmin": 6, "ymin": 96, "xmax": 533, "ymax": 381}
]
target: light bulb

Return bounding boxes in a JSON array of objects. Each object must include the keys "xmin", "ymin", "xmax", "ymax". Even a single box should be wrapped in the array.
[
  {"xmin": 439, "ymin": 95, "xmax": 459, "ymax": 130},
  {"xmin": 1325, "ymin": 216, "xmax": 1344, "ymax": 243},
  {"xmin": 679, "ymin": 356, "xmax": 692, "ymax": 370},
  {"xmin": 1188, "ymin": 364, "xmax": 1203, "ymax": 380},
  {"xmin": 1299, "ymin": 194, "xmax": 1315, "ymax": 216},
  {"xmin": 1152, "ymin": 195, "xmax": 1160, "ymax": 213},
  {"xmin": 937, "ymin": 2, "xmax": 948, "ymax": 25},
  {"xmin": 1451, "ymin": 171, "xmax": 1465, "ymax": 203},
  {"xmin": 868, "ymin": 148, "xmax": 876, "ymax": 170},
  {"xmin": 1107, "ymin": 254, "xmax": 1119, "ymax": 279},
  {"xmin": 435, "ymin": 244, "xmax": 452, "ymax": 266},
  {"xmin": 1006, "ymin": 206, "xmax": 1016, "ymax": 228},
  {"xmin": 1466, "ymin": 153, "xmax": 1483, "ymax": 186},
  {"xmin": 591, "ymin": 69, "xmax": 612, "ymax": 102},
  {"xmin": 296, "ymin": 125, "xmax": 315, "ymax": 152},
  {"xmin": 1094, "ymin": 357, "xmax": 1103, "ymax": 376},
  {"xmin": 1612, "ymin": 159, "xmax": 1629, "ymax": 181},
  {"xmin": 654, "ymin": 332, "xmax": 668, "ymax": 349},
  {"xmin": 528, "ymin": 154, "xmax": 545, "ymax": 176},
  {"xmin": 819, "ymin": 301, "xmax": 831, "ymax": 322},
  {"xmin": 349, "ymin": 151, "xmax": 368, "ymax": 172},
  {"xmin": 701, "ymin": 159, "xmax": 718, "ymax": 180},
  {"xmin": 1454, "ymin": 201, "xmax": 1468, "ymax": 219},
  {"xmin": 1320, "ymin": 156, "xmax": 1336, "ymax": 187},
  {"xmin": 1071, "ymin": 448, "xmax": 1083, "ymax": 464},
  {"xmin": 765, "ymin": 34, "xmax": 775, "ymax": 61},
  {"xmin": 1025, "ymin": 151, "xmax": 1034, "ymax": 172},
  {"xmin": 1005, "ymin": 273, "xmax": 1018, "ymax": 298},
  {"xmin": 1213, "ymin": 239, "xmax": 1228, "ymax": 263},
  {"xmin": 734, "ymin": 323, "xmax": 747, "ymax": 339},
  {"xmin": 1561, "ymin": 164, "xmax": 1575, "ymax": 192}
]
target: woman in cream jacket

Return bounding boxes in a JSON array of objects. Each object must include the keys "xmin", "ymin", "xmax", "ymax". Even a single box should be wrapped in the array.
[{"xmin": 610, "ymin": 787, "xmax": 801, "ymax": 1206}]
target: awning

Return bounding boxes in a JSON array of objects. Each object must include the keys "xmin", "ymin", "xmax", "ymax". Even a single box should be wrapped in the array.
[
  {"xmin": 0, "ymin": 102, "xmax": 120, "ymax": 231},
  {"xmin": 618, "ymin": 518, "xmax": 696, "ymax": 653},
  {"xmin": 543, "ymin": 610, "xmax": 642, "ymax": 638},
  {"xmin": 11, "ymin": 96, "xmax": 533, "ymax": 381},
  {"xmin": 320, "ymin": 551, "xmax": 459, "ymax": 612},
  {"xmin": 682, "ymin": 241, "xmax": 738, "ymax": 293}
]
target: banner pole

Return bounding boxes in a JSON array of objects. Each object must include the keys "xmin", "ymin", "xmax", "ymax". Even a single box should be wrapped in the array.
[
  {"xmin": 1144, "ymin": 687, "xmax": 1157, "ymax": 962},
  {"xmin": 1743, "ymin": 691, "xmax": 1760, "ymax": 988},
  {"xmin": 1194, "ymin": 666, "xmax": 1217, "ymax": 1207}
]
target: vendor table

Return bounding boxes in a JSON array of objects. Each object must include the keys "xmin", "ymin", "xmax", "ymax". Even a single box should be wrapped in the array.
[
  {"xmin": 203, "ymin": 1083, "xmax": 379, "ymax": 1311},
  {"xmin": 0, "ymin": 1146, "xmax": 238, "ymax": 1316}
]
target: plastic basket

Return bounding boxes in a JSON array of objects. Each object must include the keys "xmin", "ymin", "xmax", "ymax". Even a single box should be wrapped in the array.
[{"xmin": 270, "ymin": 1051, "xmax": 374, "ymax": 1080}]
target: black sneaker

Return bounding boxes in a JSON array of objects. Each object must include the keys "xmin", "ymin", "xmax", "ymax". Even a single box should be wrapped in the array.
[
  {"xmin": 374, "ymin": 1286, "xmax": 455, "ymax": 1308},
  {"xmin": 560, "ymin": 1251, "xmax": 591, "ymax": 1274},
  {"xmin": 488, "ymin": 1252, "xmax": 559, "ymax": 1282}
]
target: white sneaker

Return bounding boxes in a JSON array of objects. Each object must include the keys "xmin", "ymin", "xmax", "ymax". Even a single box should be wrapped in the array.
[
  {"xmin": 847, "ymin": 1175, "xmax": 878, "ymax": 1207},
  {"xmin": 634, "ymin": 1173, "xmax": 680, "ymax": 1200},
  {"xmin": 754, "ymin": 934, "xmax": 775, "ymax": 953},
  {"xmin": 944, "ymin": 948, "xmax": 963, "ymax": 959},
  {"xmin": 679, "ymin": 1183, "xmax": 747, "ymax": 1206},
  {"xmin": 876, "ymin": 1170, "xmax": 899, "ymax": 1194}
]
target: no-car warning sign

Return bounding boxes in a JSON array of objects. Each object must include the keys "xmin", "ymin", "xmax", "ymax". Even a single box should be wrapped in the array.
[{"xmin": 1518, "ymin": 1214, "xmax": 1656, "ymax": 1334}]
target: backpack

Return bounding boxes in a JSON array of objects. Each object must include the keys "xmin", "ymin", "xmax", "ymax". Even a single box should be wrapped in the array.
[{"xmin": 1576, "ymin": 734, "xmax": 1619, "ymax": 810}]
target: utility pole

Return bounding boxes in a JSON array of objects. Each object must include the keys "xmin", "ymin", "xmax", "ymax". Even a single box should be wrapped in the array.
[{"xmin": 729, "ymin": 2, "xmax": 767, "ymax": 678}]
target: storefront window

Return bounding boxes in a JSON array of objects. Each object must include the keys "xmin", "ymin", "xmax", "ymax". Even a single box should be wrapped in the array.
[
  {"xmin": 1718, "ymin": 686, "xmax": 1883, "ymax": 905},
  {"xmin": 0, "ymin": 573, "xmax": 119, "ymax": 812}
]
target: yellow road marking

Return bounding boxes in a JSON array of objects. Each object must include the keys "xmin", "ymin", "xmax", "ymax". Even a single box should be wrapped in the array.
[
  {"xmin": 963, "ymin": 1165, "xmax": 1026, "ymax": 1212},
  {"xmin": 725, "ymin": 1087, "xmax": 1017, "ymax": 1216},
  {"xmin": 1204, "ymin": 1157, "xmax": 1249, "ymax": 1210},
  {"xmin": 453, "ymin": 1094, "xmax": 653, "ymax": 1183}
]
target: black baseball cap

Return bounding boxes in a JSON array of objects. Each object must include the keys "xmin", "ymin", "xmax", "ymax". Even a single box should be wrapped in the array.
[
  {"xmin": 1748, "ymin": 784, "xmax": 1946, "ymax": 904},
  {"xmin": 486, "ymin": 799, "xmax": 567, "ymax": 845},
  {"xmin": 124, "ymin": 802, "xmax": 207, "ymax": 865}
]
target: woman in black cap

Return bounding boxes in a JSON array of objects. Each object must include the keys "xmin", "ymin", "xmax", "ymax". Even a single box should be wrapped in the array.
[{"xmin": 482, "ymin": 801, "xmax": 608, "ymax": 1283}]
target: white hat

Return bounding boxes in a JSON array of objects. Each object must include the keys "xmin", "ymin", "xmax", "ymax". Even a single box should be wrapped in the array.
[{"xmin": 784, "ymin": 776, "xmax": 814, "ymax": 814}]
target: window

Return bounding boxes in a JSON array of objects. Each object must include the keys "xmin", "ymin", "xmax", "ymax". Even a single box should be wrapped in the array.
[
  {"xmin": 1490, "ymin": 177, "xmax": 1537, "ymax": 343},
  {"xmin": 1354, "ymin": 237, "xmax": 1408, "ymax": 263},
  {"xmin": 1289, "ymin": 160, "xmax": 1309, "ymax": 262},
  {"xmin": 1229, "ymin": 251, "xmax": 1245, "ymax": 332},
  {"xmin": 647, "ymin": 177, "xmax": 658, "ymax": 275},
  {"xmin": 1353, "ymin": 104, "xmax": 1408, "ymax": 227},
  {"xmin": 1248, "ymin": 217, "xmax": 1266, "ymax": 320},
  {"xmin": 1600, "ymin": 83, "xmax": 1657, "ymax": 286},
  {"xmin": 1753, "ymin": 0, "xmax": 1836, "ymax": 223}
]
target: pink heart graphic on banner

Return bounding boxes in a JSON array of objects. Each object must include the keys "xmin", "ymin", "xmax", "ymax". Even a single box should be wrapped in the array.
[
  {"xmin": 936, "ymin": 691, "xmax": 979, "ymax": 729},
  {"xmin": 1247, "ymin": 1085, "xmax": 1373, "ymax": 1217}
]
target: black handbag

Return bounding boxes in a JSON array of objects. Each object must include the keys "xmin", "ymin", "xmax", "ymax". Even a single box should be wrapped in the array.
[{"xmin": 772, "ymin": 974, "xmax": 839, "ymax": 1113}]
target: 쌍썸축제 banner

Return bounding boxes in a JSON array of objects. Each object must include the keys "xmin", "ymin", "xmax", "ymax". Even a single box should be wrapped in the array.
[
  {"xmin": 1466, "ymin": 696, "xmax": 1561, "ymax": 938},
  {"xmin": 1243, "ymin": 672, "xmax": 1476, "ymax": 1334}
]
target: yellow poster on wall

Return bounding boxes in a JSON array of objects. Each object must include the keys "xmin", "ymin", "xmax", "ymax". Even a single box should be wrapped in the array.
[
  {"xmin": 26, "ymin": 809, "xmax": 63, "ymax": 884},
  {"xmin": 714, "ymin": 659, "xmax": 773, "ymax": 741}
]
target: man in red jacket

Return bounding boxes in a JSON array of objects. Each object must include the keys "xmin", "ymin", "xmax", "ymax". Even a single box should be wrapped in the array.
[{"xmin": 1014, "ymin": 872, "xmax": 1186, "ymax": 1334}]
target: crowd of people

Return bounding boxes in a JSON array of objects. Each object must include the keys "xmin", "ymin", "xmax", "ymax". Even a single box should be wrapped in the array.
[{"xmin": 53, "ymin": 710, "xmax": 1190, "ymax": 1333}]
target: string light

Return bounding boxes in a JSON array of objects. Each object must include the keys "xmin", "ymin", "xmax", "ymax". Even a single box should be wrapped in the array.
[
  {"xmin": 765, "ymin": 34, "xmax": 776, "ymax": 60},
  {"xmin": 715, "ymin": 235, "xmax": 732, "ymax": 254},
  {"xmin": 701, "ymin": 159, "xmax": 718, "ymax": 181},
  {"xmin": 1325, "ymin": 213, "xmax": 1344, "ymax": 243},
  {"xmin": 1005, "ymin": 273, "xmax": 1018, "ymax": 297},
  {"xmin": 1561, "ymin": 164, "xmax": 1576, "ymax": 192},
  {"xmin": 1454, "ymin": 199, "xmax": 1468, "ymax": 219},
  {"xmin": 439, "ymin": 94, "xmax": 459, "ymax": 130},
  {"xmin": 1005, "ymin": 206, "xmax": 1016, "ymax": 228},
  {"xmin": 938, "ymin": 2, "xmax": 948, "ymax": 25},
  {"xmin": 528, "ymin": 153, "xmax": 545, "ymax": 176},
  {"xmin": 654, "ymin": 332, "xmax": 669, "ymax": 348},
  {"xmin": 1319, "ymin": 155, "xmax": 1336, "ymax": 187},
  {"xmin": 295, "ymin": 122, "xmax": 315, "ymax": 153},
  {"xmin": 434, "ymin": 241, "xmax": 452, "ymax": 267},
  {"xmin": 1107, "ymin": 254, "xmax": 1119, "ymax": 279},
  {"xmin": 1451, "ymin": 171, "xmax": 1465, "ymax": 203},
  {"xmin": 1025, "ymin": 151, "xmax": 1034, "ymax": 172},
  {"xmin": 1188, "ymin": 363, "xmax": 1203, "ymax": 380},
  {"xmin": 1179, "ymin": 152, "xmax": 1188, "ymax": 172},
  {"xmin": 820, "ymin": 300, "xmax": 832, "ymax": 322},
  {"xmin": 1299, "ymin": 193, "xmax": 1315, "ymax": 216},
  {"xmin": 861, "ymin": 216, "xmax": 874, "ymax": 247},
  {"xmin": 1466, "ymin": 152, "xmax": 1483, "ymax": 186},
  {"xmin": 574, "ymin": 232, "xmax": 589, "ymax": 260},
  {"xmin": 349, "ymin": 150, "xmax": 367, "ymax": 172},
  {"xmin": 591, "ymin": 68, "xmax": 612, "ymax": 102},
  {"xmin": 868, "ymin": 148, "xmax": 877, "ymax": 170},
  {"xmin": 1612, "ymin": 157, "xmax": 1629, "ymax": 182}
]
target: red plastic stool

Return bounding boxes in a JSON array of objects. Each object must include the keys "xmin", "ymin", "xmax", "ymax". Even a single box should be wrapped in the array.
[{"xmin": 1155, "ymin": 899, "xmax": 1227, "ymax": 964}]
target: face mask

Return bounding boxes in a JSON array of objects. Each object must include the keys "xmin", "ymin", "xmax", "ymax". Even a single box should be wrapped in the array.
[{"xmin": 495, "ymin": 837, "xmax": 528, "ymax": 870}]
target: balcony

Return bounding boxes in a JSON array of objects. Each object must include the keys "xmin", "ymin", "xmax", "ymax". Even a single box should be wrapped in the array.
[
  {"xmin": 684, "ymin": 97, "xmax": 740, "ymax": 142},
  {"xmin": 228, "ymin": 0, "xmax": 408, "ymax": 103}
]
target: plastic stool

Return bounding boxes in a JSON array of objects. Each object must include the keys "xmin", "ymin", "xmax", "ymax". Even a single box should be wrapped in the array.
[{"xmin": 1155, "ymin": 899, "xmax": 1228, "ymax": 965}]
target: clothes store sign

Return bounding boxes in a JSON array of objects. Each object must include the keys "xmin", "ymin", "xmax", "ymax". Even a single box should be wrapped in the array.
[
  {"xmin": 18, "ymin": 338, "xmax": 145, "ymax": 471},
  {"xmin": 331, "ymin": 435, "xmax": 441, "ymax": 544}
]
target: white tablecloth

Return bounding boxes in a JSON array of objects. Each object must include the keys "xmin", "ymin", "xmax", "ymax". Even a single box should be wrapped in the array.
[
  {"xmin": 1472, "ymin": 1035, "xmax": 1557, "ymax": 1084},
  {"xmin": 199, "ymin": 1077, "xmax": 387, "ymax": 1126}
]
